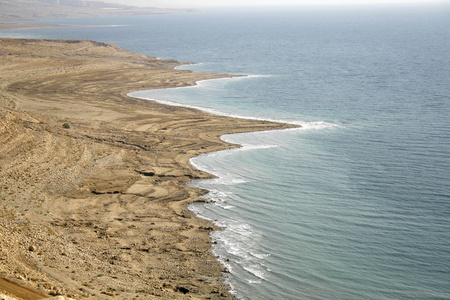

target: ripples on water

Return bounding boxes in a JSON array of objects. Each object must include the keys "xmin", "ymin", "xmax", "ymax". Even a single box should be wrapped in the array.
[{"xmin": 3, "ymin": 4, "xmax": 449, "ymax": 299}]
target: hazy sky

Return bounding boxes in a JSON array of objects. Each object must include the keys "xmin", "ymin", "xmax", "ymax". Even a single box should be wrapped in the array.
[{"xmin": 101, "ymin": 0, "xmax": 444, "ymax": 8}]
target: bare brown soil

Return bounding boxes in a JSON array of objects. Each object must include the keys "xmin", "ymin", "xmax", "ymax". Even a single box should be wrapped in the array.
[{"xmin": 0, "ymin": 38, "xmax": 296, "ymax": 299}]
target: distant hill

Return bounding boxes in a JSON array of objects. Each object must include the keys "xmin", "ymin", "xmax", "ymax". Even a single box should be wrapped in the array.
[
  {"xmin": 0, "ymin": 0, "xmax": 193, "ymax": 22},
  {"xmin": 38, "ymin": 0, "xmax": 131, "ymax": 8}
]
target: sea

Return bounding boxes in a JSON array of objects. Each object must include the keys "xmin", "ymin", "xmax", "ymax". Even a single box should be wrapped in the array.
[{"xmin": 2, "ymin": 3, "xmax": 449, "ymax": 299}]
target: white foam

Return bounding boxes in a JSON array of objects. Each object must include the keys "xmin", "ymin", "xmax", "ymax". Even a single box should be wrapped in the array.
[
  {"xmin": 190, "ymin": 156, "xmax": 250, "ymax": 186},
  {"xmin": 189, "ymin": 144, "xmax": 279, "ymax": 186},
  {"xmin": 131, "ymin": 93, "xmax": 340, "ymax": 135},
  {"xmin": 213, "ymin": 221, "xmax": 255, "ymax": 238},
  {"xmin": 198, "ymin": 174, "xmax": 248, "ymax": 186},
  {"xmin": 203, "ymin": 190, "xmax": 236, "ymax": 210},
  {"xmin": 225, "ymin": 241, "xmax": 249, "ymax": 257},
  {"xmin": 174, "ymin": 62, "xmax": 203, "ymax": 70},
  {"xmin": 222, "ymin": 205, "xmax": 235, "ymax": 210},
  {"xmin": 237, "ymin": 144, "xmax": 279, "ymax": 151},
  {"xmin": 295, "ymin": 120, "xmax": 340, "ymax": 130},
  {"xmin": 251, "ymin": 253, "xmax": 271, "ymax": 259},
  {"xmin": 245, "ymin": 74, "xmax": 274, "ymax": 78},
  {"xmin": 205, "ymin": 189, "xmax": 229, "ymax": 201},
  {"xmin": 228, "ymin": 223, "xmax": 254, "ymax": 237},
  {"xmin": 215, "ymin": 177, "xmax": 248, "ymax": 185},
  {"xmin": 243, "ymin": 265, "xmax": 267, "ymax": 280},
  {"xmin": 128, "ymin": 77, "xmax": 341, "ymax": 133},
  {"xmin": 205, "ymin": 217, "xmax": 273, "ymax": 291},
  {"xmin": 248, "ymin": 279, "xmax": 263, "ymax": 284},
  {"xmin": 187, "ymin": 204, "xmax": 214, "ymax": 222},
  {"xmin": 130, "ymin": 75, "xmax": 339, "ymax": 293}
]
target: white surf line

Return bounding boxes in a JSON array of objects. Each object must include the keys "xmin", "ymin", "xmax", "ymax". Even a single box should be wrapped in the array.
[{"xmin": 128, "ymin": 76, "xmax": 339, "ymax": 130}]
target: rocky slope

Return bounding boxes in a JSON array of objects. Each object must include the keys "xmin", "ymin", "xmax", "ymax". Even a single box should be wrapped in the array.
[{"xmin": 0, "ymin": 38, "xmax": 295, "ymax": 299}]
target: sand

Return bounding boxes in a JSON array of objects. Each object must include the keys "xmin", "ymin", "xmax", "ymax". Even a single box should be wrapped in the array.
[{"xmin": 0, "ymin": 38, "xmax": 296, "ymax": 299}]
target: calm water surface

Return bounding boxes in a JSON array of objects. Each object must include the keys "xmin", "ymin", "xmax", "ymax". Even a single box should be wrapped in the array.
[{"xmin": 2, "ymin": 4, "xmax": 449, "ymax": 299}]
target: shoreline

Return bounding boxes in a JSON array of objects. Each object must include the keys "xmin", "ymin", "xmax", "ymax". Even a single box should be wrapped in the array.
[
  {"xmin": 0, "ymin": 23, "xmax": 128, "ymax": 31},
  {"xmin": 129, "ymin": 77, "xmax": 306, "ymax": 126},
  {"xmin": 0, "ymin": 38, "xmax": 296, "ymax": 299}
]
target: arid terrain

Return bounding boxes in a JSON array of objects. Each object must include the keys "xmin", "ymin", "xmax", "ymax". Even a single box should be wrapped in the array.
[
  {"xmin": 0, "ymin": 0, "xmax": 194, "ymax": 27},
  {"xmin": 0, "ymin": 38, "xmax": 295, "ymax": 299}
]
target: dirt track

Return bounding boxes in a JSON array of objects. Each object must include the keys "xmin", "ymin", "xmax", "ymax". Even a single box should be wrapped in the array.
[{"xmin": 0, "ymin": 278, "xmax": 45, "ymax": 300}]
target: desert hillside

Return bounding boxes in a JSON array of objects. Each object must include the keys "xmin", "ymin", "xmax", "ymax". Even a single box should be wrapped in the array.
[
  {"xmin": 0, "ymin": 0, "xmax": 193, "ymax": 22},
  {"xmin": 0, "ymin": 38, "xmax": 294, "ymax": 299}
]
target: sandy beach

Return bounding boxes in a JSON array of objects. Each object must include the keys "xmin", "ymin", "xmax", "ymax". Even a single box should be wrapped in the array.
[{"xmin": 0, "ymin": 38, "xmax": 295, "ymax": 299}]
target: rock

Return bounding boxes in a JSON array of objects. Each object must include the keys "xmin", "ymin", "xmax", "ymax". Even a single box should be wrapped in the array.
[
  {"xmin": 175, "ymin": 286, "xmax": 189, "ymax": 294},
  {"xmin": 0, "ymin": 293, "xmax": 18, "ymax": 300},
  {"xmin": 28, "ymin": 245, "xmax": 36, "ymax": 252},
  {"xmin": 49, "ymin": 290, "xmax": 62, "ymax": 296}
]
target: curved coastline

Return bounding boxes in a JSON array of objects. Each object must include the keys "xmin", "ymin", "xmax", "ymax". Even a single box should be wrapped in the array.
[
  {"xmin": 129, "ymin": 76, "xmax": 305, "ymax": 299},
  {"xmin": 129, "ymin": 78, "xmax": 340, "ymax": 130},
  {"xmin": 129, "ymin": 76, "xmax": 348, "ymax": 299},
  {"xmin": 0, "ymin": 38, "xmax": 296, "ymax": 299}
]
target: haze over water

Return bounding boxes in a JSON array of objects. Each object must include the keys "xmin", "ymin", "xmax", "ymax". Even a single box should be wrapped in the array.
[{"xmin": 3, "ymin": 3, "xmax": 449, "ymax": 299}]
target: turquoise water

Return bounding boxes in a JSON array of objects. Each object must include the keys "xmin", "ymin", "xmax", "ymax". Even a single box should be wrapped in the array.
[{"xmin": 2, "ymin": 4, "xmax": 450, "ymax": 299}]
